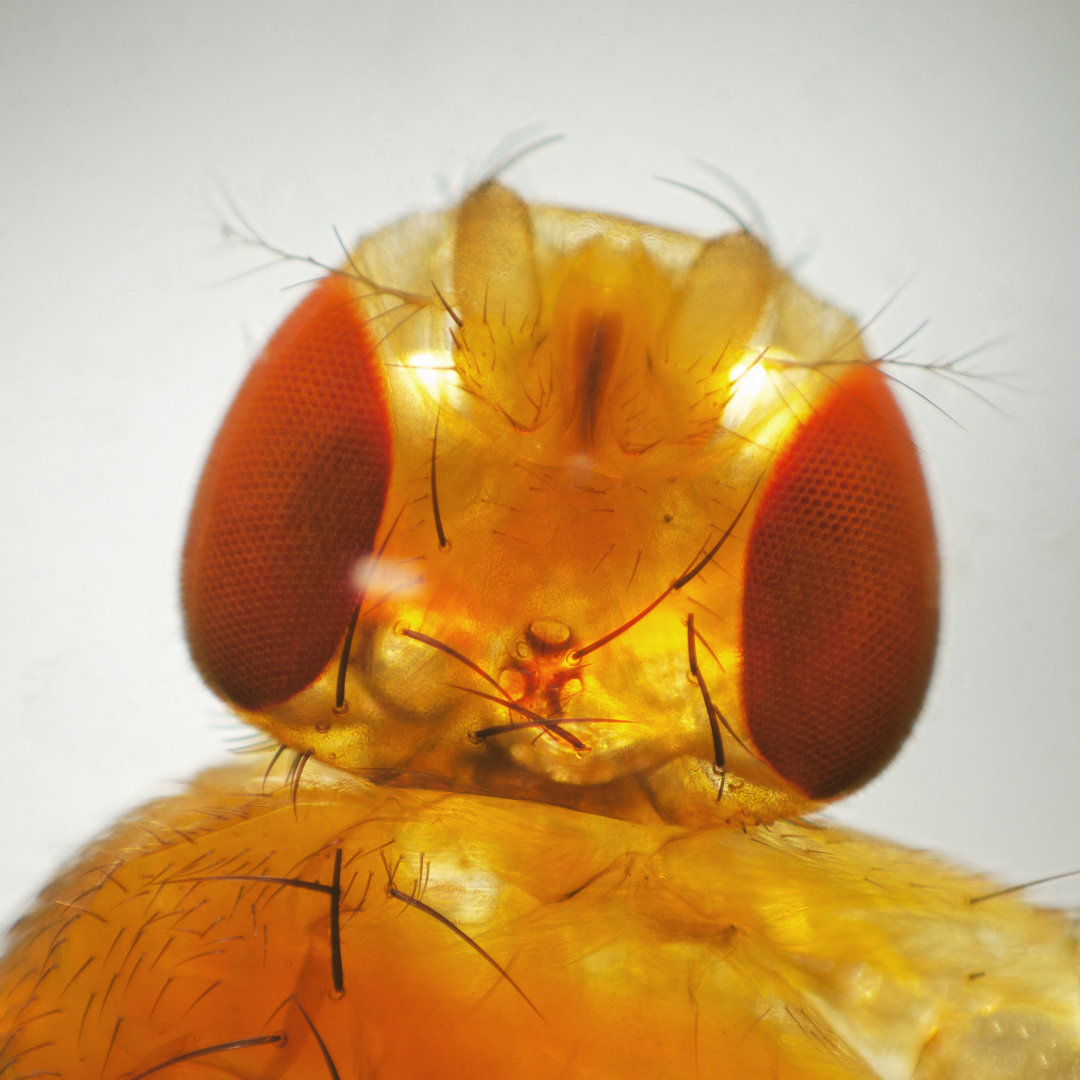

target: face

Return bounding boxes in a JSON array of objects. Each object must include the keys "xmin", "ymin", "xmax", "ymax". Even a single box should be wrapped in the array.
[{"xmin": 181, "ymin": 181, "xmax": 938, "ymax": 826}]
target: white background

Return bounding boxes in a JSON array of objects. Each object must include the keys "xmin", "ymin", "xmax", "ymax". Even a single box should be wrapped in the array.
[{"xmin": 2, "ymin": 1, "xmax": 1077, "ymax": 930}]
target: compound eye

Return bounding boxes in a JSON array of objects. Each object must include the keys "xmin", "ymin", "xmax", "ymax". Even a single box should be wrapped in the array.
[
  {"xmin": 740, "ymin": 365, "xmax": 939, "ymax": 799},
  {"xmin": 182, "ymin": 274, "xmax": 392, "ymax": 711}
]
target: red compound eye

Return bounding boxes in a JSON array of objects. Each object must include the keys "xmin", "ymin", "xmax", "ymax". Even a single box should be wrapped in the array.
[
  {"xmin": 740, "ymin": 365, "xmax": 939, "ymax": 799},
  {"xmin": 182, "ymin": 274, "xmax": 392, "ymax": 710}
]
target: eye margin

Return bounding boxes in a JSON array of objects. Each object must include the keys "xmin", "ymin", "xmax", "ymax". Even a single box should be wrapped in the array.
[
  {"xmin": 739, "ymin": 363, "xmax": 940, "ymax": 801},
  {"xmin": 181, "ymin": 272, "xmax": 393, "ymax": 712}
]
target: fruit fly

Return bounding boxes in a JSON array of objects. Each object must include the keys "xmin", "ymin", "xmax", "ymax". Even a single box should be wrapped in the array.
[{"xmin": 1, "ymin": 180, "xmax": 1077, "ymax": 1080}]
